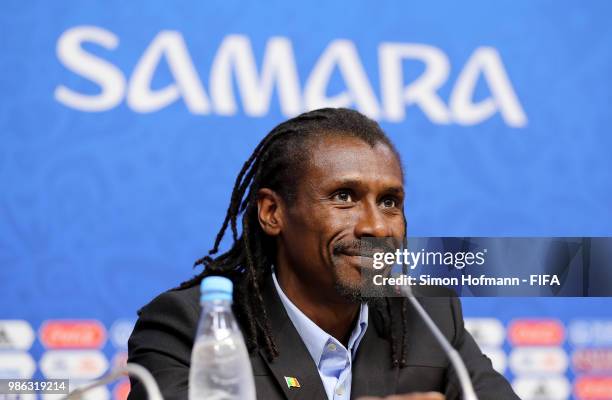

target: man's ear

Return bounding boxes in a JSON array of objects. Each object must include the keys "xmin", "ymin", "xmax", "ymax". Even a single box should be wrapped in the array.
[{"xmin": 257, "ymin": 188, "xmax": 284, "ymax": 236}]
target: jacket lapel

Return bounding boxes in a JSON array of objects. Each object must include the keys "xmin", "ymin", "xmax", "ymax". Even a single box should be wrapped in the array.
[
  {"xmin": 351, "ymin": 298, "xmax": 401, "ymax": 399},
  {"xmin": 258, "ymin": 274, "xmax": 327, "ymax": 400},
  {"xmin": 351, "ymin": 315, "xmax": 398, "ymax": 398}
]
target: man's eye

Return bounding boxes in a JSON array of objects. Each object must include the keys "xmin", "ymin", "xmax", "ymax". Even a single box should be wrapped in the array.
[
  {"xmin": 381, "ymin": 198, "xmax": 397, "ymax": 208},
  {"xmin": 333, "ymin": 191, "xmax": 353, "ymax": 202}
]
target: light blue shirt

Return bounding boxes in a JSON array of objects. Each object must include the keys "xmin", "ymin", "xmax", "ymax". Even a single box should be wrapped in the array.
[{"xmin": 272, "ymin": 271, "xmax": 369, "ymax": 400}]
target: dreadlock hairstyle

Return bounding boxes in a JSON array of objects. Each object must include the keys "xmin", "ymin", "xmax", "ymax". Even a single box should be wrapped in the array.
[{"xmin": 178, "ymin": 107, "xmax": 411, "ymax": 368}]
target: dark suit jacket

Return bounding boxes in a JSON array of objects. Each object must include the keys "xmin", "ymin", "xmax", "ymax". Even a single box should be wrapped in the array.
[{"xmin": 127, "ymin": 275, "xmax": 519, "ymax": 400}]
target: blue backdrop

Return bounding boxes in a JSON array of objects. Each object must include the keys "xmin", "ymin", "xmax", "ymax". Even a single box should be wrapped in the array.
[{"xmin": 1, "ymin": 1, "xmax": 611, "ymax": 399}]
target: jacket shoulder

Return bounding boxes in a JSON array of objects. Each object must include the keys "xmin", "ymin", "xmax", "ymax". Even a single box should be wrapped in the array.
[
  {"xmin": 137, "ymin": 284, "xmax": 200, "ymax": 318},
  {"xmin": 127, "ymin": 284, "xmax": 202, "ymax": 400},
  {"xmin": 129, "ymin": 284, "xmax": 202, "ymax": 365}
]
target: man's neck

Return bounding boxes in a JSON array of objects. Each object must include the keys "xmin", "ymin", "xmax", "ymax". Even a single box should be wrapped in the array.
[{"xmin": 275, "ymin": 268, "xmax": 360, "ymax": 347}]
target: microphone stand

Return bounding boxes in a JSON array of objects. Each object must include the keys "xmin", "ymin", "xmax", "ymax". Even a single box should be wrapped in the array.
[
  {"xmin": 399, "ymin": 284, "xmax": 478, "ymax": 400},
  {"xmin": 62, "ymin": 363, "xmax": 163, "ymax": 400}
]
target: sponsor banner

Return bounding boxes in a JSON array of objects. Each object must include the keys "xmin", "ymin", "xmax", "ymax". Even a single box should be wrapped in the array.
[
  {"xmin": 508, "ymin": 319, "xmax": 565, "ymax": 346},
  {"xmin": 465, "ymin": 318, "xmax": 505, "ymax": 347},
  {"xmin": 0, "ymin": 394, "xmax": 37, "ymax": 400},
  {"xmin": 0, "ymin": 352, "xmax": 36, "ymax": 379},
  {"xmin": 111, "ymin": 352, "xmax": 128, "ymax": 371},
  {"xmin": 572, "ymin": 348, "xmax": 612, "ymax": 373},
  {"xmin": 570, "ymin": 320, "xmax": 612, "ymax": 346},
  {"xmin": 574, "ymin": 376, "xmax": 612, "ymax": 400},
  {"xmin": 480, "ymin": 347, "xmax": 506, "ymax": 374},
  {"xmin": 509, "ymin": 347, "xmax": 568, "ymax": 376},
  {"xmin": 2, "ymin": 3, "xmax": 612, "ymax": 397},
  {"xmin": 39, "ymin": 350, "xmax": 108, "ymax": 380},
  {"xmin": 41, "ymin": 381, "xmax": 110, "ymax": 400},
  {"xmin": 0, "ymin": 320, "xmax": 35, "ymax": 351},
  {"xmin": 109, "ymin": 320, "xmax": 135, "ymax": 349},
  {"xmin": 54, "ymin": 27, "xmax": 527, "ymax": 128},
  {"xmin": 40, "ymin": 320, "xmax": 106, "ymax": 349},
  {"xmin": 113, "ymin": 379, "xmax": 130, "ymax": 400},
  {"xmin": 513, "ymin": 376, "xmax": 570, "ymax": 400}
]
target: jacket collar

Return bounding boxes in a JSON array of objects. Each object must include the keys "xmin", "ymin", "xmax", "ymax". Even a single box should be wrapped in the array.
[
  {"xmin": 259, "ymin": 273, "xmax": 327, "ymax": 400},
  {"xmin": 258, "ymin": 273, "xmax": 397, "ymax": 399}
]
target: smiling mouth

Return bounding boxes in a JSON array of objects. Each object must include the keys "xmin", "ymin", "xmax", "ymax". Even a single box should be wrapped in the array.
[
  {"xmin": 341, "ymin": 250, "xmax": 373, "ymax": 257},
  {"xmin": 338, "ymin": 248, "xmax": 384, "ymax": 258},
  {"xmin": 337, "ymin": 252, "xmax": 376, "ymax": 270}
]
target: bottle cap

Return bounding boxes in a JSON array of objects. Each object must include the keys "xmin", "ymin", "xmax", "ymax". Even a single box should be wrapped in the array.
[{"xmin": 200, "ymin": 276, "xmax": 233, "ymax": 302}]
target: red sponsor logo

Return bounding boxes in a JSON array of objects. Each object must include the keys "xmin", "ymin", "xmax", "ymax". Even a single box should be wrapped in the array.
[
  {"xmin": 40, "ymin": 320, "xmax": 106, "ymax": 349},
  {"xmin": 114, "ymin": 379, "xmax": 131, "ymax": 400},
  {"xmin": 573, "ymin": 349, "xmax": 612, "ymax": 373},
  {"xmin": 508, "ymin": 320, "xmax": 564, "ymax": 346},
  {"xmin": 575, "ymin": 377, "xmax": 612, "ymax": 399}
]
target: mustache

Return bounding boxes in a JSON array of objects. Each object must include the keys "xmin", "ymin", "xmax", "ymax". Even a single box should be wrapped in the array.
[{"xmin": 333, "ymin": 238, "xmax": 400, "ymax": 257}]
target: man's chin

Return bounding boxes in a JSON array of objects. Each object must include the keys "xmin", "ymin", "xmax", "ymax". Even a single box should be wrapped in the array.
[
  {"xmin": 333, "ymin": 267, "xmax": 387, "ymax": 302},
  {"xmin": 333, "ymin": 280, "xmax": 365, "ymax": 303}
]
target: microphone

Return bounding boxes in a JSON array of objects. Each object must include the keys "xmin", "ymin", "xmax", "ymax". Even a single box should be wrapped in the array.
[
  {"xmin": 62, "ymin": 363, "xmax": 163, "ymax": 400},
  {"xmin": 399, "ymin": 284, "xmax": 478, "ymax": 400}
]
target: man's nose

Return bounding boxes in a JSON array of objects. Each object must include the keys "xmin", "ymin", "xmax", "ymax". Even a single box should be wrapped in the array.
[{"xmin": 354, "ymin": 202, "xmax": 392, "ymax": 238}]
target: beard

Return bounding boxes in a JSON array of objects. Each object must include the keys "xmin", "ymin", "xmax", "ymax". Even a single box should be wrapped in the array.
[
  {"xmin": 331, "ymin": 258, "xmax": 393, "ymax": 302},
  {"xmin": 331, "ymin": 237, "xmax": 400, "ymax": 302}
]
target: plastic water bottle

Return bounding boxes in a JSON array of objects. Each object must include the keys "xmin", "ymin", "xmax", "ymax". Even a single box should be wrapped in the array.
[{"xmin": 188, "ymin": 276, "xmax": 256, "ymax": 400}]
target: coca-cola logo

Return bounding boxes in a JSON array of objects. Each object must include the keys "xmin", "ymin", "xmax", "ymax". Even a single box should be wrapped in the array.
[
  {"xmin": 113, "ymin": 379, "xmax": 130, "ymax": 400},
  {"xmin": 508, "ymin": 319, "xmax": 564, "ymax": 346},
  {"xmin": 40, "ymin": 320, "xmax": 106, "ymax": 349},
  {"xmin": 574, "ymin": 377, "xmax": 612, "ymax": 399}
]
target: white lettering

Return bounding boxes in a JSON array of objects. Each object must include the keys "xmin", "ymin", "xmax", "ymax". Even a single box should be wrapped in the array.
[
  {"xmin": 55, "ymin": 27, "xmax": 527, "ymax": 127},
  {"xmin": 210, "ymin": 35, "xmax": 301, "ymax": 117},
  {"xmin": 55, "ymin": 26, "xmax": 125, "ymax": 111},
  {"xmin": 379, "ymin": 43, "xmax": 450, "ymax": 123},
  {"xmin": 449, "ymin": 47, "xmax": 527, "ymax": 127},
  {"xmin": 304, "ymin": 40, "xmax": 380, "ymax": 118},
  {"xmin": 127, "ymin": 31, "xmax": 210, "ymax": 114}
]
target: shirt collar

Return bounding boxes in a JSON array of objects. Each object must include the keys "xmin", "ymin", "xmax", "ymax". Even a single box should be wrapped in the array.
[{"xmin": 271, "ymin": 270, "xmax": 369, "ymax": 366}]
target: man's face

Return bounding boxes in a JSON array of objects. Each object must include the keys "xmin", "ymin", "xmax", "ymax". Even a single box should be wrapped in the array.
[{"xmin": 277, "ymin": 135, "xmax": 405, "ymax": 303}]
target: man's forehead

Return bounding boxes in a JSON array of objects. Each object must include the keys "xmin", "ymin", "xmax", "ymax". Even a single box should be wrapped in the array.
[{"xmin": 304, "ymin": 136, "xmax": 404, "ymax": 186}]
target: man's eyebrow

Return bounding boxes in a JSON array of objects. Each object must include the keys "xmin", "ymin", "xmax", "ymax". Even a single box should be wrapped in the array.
[
  {"xmin": 327, "ymin": 178, "xmax": 405, "ymax": 194},
  {"xmin": 384, "ymin": 187, "xmax": 405, "ymax": 196},
  {"xmin": 328, "ymin": 178, "xmax": 365, "ymax": 187}
]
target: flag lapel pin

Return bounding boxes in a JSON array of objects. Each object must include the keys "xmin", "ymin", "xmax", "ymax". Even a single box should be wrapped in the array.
[{"xmin": 284, "ymin": 376, "xmax": 301, "ymax": 389}]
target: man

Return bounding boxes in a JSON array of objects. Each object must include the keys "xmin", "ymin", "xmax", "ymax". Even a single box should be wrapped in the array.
[{"xmin": 127, "ymin": 108, "xmax": 519, "ymax": 400}]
